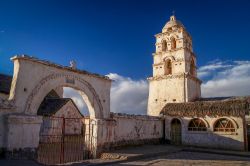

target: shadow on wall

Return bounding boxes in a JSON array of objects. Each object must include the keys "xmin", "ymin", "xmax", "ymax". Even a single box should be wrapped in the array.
[
  {"xmin": 182, "ymin": 132, "xmax": 245, "ymax": 151},
  {"xmin": 166, "ymin": 117, "xmax": 246, "ymax": 151}
]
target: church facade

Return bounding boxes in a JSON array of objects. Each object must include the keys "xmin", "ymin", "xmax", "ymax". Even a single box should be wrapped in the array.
[{"xmin": 147, "ymin": 15, "xmax": 250, "ymax": 151}]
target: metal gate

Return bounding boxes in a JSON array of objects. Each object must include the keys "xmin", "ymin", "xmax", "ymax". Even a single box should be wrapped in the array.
[
  {"xmin": 170, "ymin": 118, "xmax": 182, "ymax": 145},
  {"xmin": 37, "ymin": 117, "xmax": 96, "ymax": 165}
]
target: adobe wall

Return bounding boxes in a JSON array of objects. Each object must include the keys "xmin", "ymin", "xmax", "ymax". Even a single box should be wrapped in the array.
[
  {"xmin": 165, "ymin": 116, "xmax": 245, "ymax": 151},
  {"xmin": 97, "ymin": 113, "xmax": 164, "ymax": 151}
]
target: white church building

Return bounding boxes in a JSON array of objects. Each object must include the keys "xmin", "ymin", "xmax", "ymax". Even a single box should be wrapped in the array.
[{"xmin": 148, "ymin": 15, "xmax": 250, "ymax": 151}]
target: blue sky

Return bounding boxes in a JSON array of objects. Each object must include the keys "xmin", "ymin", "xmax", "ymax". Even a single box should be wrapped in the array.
[
  {"xmin": 1, "ymin": 0, "xmax": 250, "ymax": 115},
  {"xmin": 0, "ymin": 0, "xmax": 250, "ymax": 80}
]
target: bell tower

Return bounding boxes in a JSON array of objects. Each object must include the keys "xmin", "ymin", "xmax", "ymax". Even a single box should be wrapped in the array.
[{"xmin": 147, "ymin": 15, "xmax": 202, "ymax": 116}]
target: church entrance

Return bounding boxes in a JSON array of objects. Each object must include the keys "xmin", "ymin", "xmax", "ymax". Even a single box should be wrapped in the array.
[{"xmin": 170, "ymin": 118, "xmax": 182, "ymax": 145}]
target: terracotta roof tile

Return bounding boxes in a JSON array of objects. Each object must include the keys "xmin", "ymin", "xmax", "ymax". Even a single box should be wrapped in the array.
[{"xmin": 161, "ymin": 97, "xmax": 250, "ymax": 117}]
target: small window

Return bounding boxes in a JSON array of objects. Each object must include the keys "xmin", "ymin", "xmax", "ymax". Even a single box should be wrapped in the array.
[
  {"xmin": 188, "ymin": 118, "xmax": 207, "ymax": 131},
  {"xmin": 164, "ymin": 59, "xmax": 172, "ymax": 75},
  {"xmin": 171, "ymin": 38, "xmax": 176, "ymax": 49},
  {"xmin": 162, "ymin": 40, "xmax": 167, "ymax": 51},
  {"xmin": 214, "ymin": 118, "xmax": 235, "ymax": 132}
]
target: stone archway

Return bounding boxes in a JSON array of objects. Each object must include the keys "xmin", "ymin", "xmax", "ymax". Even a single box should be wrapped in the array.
[
  {"xmin": 5, "ymin": 56, "xmax": 111, "ymax": 160},
  {"xmin": 24, "ymin": 73, "xmax": 104, "ymax": 119},
  {"xmin": 36, "ymin": 85, "xmax": 99, "ymax": 164}
]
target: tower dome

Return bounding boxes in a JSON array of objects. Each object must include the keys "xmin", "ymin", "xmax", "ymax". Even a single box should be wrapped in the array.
[{"xmin": 162, "ymin": 15, "xmax": 184, "ymax": 33}]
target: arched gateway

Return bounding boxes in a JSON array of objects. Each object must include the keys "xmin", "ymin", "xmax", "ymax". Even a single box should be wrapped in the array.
[
  {"xmin": 6, "ymin": 55, "xmax": 112, "ymax": 163},
  {"xmin": 10, "ymin": 55, "xmax": 111, "ymax": 119},
  {"xmin": 25, "ymin": 73, "xmax": 104, "ymax": 118}
]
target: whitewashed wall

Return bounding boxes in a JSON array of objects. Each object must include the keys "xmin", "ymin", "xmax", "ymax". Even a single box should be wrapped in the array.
[
  {"xmin": 97, "ymin": 113, "xmax": 164, "ymax": 150},
  {"xmin": 165, "ymin": 116, "xmax": 246, "ymax": 151}
]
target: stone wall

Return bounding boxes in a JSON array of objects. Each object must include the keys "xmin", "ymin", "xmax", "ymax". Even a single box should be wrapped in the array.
[
  {"xmin": 97, "ymin": 113, "xmax": 164, "ymax": 151},
  {"xmin": 165, "ymin": 116, "xmax": 246, "ymax": 151}
]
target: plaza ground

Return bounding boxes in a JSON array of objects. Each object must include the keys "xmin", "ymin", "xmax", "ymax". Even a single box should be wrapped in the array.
[{"xmin": 1, "ymin": 145, "xmax": 250, "ymax": 165}]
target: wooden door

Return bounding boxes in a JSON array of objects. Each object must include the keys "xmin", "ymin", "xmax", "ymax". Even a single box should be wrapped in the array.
[{"xmin": 170, "ymin": 118, "xmax": 182, "ymax": 145}]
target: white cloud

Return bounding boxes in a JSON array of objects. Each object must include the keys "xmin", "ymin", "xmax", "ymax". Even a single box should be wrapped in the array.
[
  {"xmin": 197, "ymin": 60, "xmax": 233, "ymax": 79},
  {"xmin": 200, "ymin": 60, "xmax": 250, "ymax": 97},
  {"xmin": 62, "ymin": 74, "xmax": 148, "ymax": 115},
  {"xmin": 62, "ymin": 60, "xmax": 250, "ymax": 115},
  {"xmin": 107, "ymin": 73, "xmax": 148, "ymax": 115}
]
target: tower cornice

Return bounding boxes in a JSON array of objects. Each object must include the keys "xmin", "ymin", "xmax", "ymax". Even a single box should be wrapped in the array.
[
  {"xmin": 147, "ymin": 73, "xmax": 202, "ymax": 84},
  {"xmin": 148, "ymin": 73, "xmax": 186, "ymax": 81},
  {"xmin": 153, "ymin": 47, "xmax": 195, "ymax": 56},
  {"xmin": 155, "ymin": 29, "xmax": 192, "ymax": 40}
]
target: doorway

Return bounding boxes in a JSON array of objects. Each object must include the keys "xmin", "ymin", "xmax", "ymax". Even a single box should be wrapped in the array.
[{"xmin": 170, "ymin": 118, "xmax": 182, "ymax": 145}]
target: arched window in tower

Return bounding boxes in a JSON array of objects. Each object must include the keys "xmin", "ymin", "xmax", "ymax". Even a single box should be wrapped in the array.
[
  {"xmin": 165, "ymin": 59, "xmax": 172, "ymax": 75},
  {"xmin": 162, "ymin": 40, "xmax": 167, "ymax": 52},
  {"xmin": 190, "ymin": 59, "xmax": 196, "ymax": 76},
  {"xmin": 171, "ymin": 38, "xmax": 176, "ymax": 50}
]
